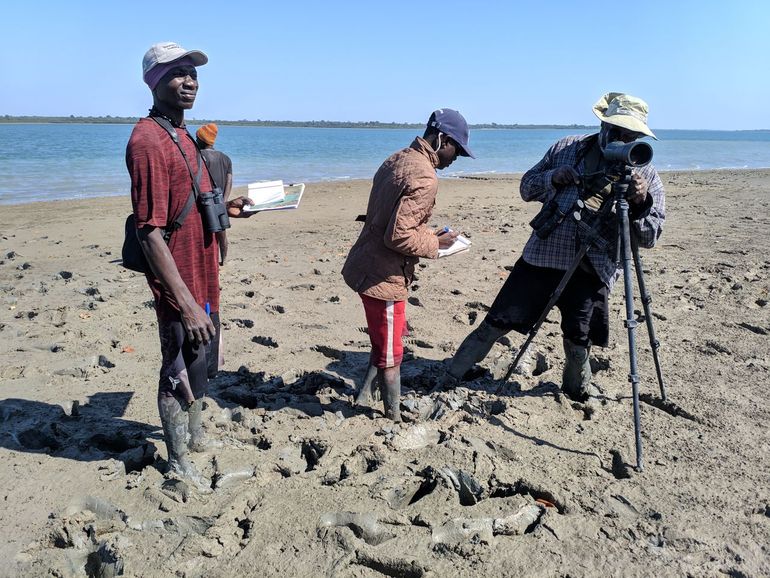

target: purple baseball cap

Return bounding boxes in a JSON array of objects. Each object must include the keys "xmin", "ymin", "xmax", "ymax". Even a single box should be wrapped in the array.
[{"xmin": 428, "ymin": 108, "xmax": 475, "ymax": 158}]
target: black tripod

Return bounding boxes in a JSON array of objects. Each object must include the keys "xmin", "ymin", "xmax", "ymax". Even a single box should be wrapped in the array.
[{"xmin": 502, "ymin": 167, "xmax": 668, "ymax": 472}]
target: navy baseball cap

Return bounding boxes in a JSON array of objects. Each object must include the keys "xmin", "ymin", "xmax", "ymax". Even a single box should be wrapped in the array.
[{"xmin": 428, "ymin": 108, "xmax": 475, "ymax": 158}]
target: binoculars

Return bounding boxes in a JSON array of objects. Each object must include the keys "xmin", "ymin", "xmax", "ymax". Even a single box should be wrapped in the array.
[{"xmin": 198, "ymin": 188, "xmax": 231, "ymax": 233}]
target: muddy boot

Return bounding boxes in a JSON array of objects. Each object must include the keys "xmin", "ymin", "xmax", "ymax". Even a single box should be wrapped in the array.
[
  {"xmin": 158, "ymin": 395, "xmax": 212, "ymax": 492},
  {"xmin": 354, "ymin": 364, "xmax": 380, "ymax": 406},
  {"xmin": 380, "ymin": 367, "xmax": 402, "ymax": 423},
  {"xmin": 447, "ymin": 320, "xmax": 508, "ymax": 382},
  {"xmin": 188, "ymin": 398, "xmax": 221, "ymax": 453},
  {"xmin": 431, "ymin": 371, "xmax": 461, "ymax": 394},
  {"xmin": 562, "ymin": 339, "xmax": 599, "ymax": 404}
]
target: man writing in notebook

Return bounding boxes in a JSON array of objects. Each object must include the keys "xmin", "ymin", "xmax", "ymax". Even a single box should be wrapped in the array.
[
  {"xmin": 342, "ymin": 108, "xmax": 475, "ymax": 422},
  {"xmin": 127, "ymin": 42, "xmax": 253, "ymax": 489}
]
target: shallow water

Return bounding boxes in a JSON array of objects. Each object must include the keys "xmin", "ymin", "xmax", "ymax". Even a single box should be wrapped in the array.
[{"xmin": 0, "ymin": 124, "xmax": 768, "ymax": 204}]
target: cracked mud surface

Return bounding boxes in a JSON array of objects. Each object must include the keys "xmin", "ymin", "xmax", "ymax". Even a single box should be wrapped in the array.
[{"xmin": 1, "ymin": 171, "xmax": 769, "ymax": 576}]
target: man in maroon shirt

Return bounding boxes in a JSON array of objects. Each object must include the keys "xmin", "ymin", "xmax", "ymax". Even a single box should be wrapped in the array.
[{"xmin": 127, "ymin": 41, "xmax": 254, "ymax": 488}]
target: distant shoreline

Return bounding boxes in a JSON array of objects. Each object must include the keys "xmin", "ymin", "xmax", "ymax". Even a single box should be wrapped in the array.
[
  {"xmin": 2, "ymin": 117, "xmax": 768, "ymax": 131},
  {"xmin": 0, "ymin": 115, "xmax": 597, "ymax": 130}
]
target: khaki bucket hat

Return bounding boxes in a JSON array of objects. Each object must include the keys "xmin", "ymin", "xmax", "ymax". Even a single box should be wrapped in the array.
[{"xmin": 593, "ymin": 92, "xmax": 656, "ymax": 139}]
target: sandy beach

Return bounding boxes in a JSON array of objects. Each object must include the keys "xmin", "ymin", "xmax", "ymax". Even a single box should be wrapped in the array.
[{"xmin": 1, "ymin": 169, "xmax": 769, "ymax": 577}]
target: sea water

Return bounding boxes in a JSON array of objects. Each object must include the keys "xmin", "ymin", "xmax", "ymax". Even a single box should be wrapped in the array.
[{"xmin": 0, "ymin": 124, "xmax": 768, "ymax": 204}]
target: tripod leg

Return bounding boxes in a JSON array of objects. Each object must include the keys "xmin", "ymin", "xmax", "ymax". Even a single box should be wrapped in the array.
[
  {"xmin": 501, "ymin": 245, "xmax": 591, "ymax": 384},
  {"xmin": 501, "ymin": 331, "xmax": 537, "ymax": 385},
  {"xmin": 500, "ymin": 196, "xmax": 618, "ymax": 387},
  {"xmin": 631, "ymin": 233, "xmax": 668, "ymax": 401},
  {"xmin": 618, "ymin": 197, "xmax": 644, "ymax": 472}
]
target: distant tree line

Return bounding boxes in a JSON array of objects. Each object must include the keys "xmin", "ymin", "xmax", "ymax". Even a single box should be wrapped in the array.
[{"xmin": 0, "ymin": 114, "xmax": 595, "ymax": 130}]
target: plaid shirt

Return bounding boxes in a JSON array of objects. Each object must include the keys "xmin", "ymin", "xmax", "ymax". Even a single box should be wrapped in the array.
[{"xmin": 520, "ymin": 134, "xmax": 666, "ymax": 288}]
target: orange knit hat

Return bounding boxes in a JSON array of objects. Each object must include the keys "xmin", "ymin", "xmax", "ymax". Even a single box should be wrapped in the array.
[{"xmin": 196, "ymin": 123, "xmax": 218, "ymax": 145}]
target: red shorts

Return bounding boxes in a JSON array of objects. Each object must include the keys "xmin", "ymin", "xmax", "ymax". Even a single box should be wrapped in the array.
[{"xmin": 360, "ymin": 294, "xmax": 407, "ymax": 368}]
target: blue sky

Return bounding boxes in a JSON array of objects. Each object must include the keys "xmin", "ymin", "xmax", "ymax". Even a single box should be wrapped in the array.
[{"xmin": 2, "ymin": 0, "xmax": 768, "ymax": 129}]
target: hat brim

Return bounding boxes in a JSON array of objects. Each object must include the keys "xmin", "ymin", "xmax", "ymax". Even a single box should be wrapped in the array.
[
  {"xmin": 160, "ymin": 49, "xmax": 208, "ymax": 67},
  {"xmin": 457, "ymin": 144, "xmax": 475, "ymax": 159},
  {"xmin": 593, "ymin": 109, "xmax": 656, "ymax": 140}
]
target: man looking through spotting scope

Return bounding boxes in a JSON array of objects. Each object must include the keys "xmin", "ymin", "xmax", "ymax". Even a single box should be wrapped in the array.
[{"xmin": 445, "ymin": 93, "xmax": 665, "ymax": 406}]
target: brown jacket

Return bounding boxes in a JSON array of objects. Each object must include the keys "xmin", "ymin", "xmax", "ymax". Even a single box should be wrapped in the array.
[{"xmin": 342, "ymin": 137, "xmax": 441, "ymax": 301}]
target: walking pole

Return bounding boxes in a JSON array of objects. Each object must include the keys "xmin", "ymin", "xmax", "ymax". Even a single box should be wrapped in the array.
[
  {"xmin": 500, "ymin": 245, "xmax": 589, "ymax": 385},
  {"xmin": 500, "ymin": 199, "xmax": 614, "ymax": 387}
]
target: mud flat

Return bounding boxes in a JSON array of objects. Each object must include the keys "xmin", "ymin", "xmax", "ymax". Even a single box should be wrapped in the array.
[{"xmin": 1, "ymin": 170, "xmax": 769, "ymax": 576}]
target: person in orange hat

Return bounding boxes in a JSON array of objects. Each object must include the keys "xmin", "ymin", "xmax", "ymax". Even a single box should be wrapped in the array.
[{"xmin": 196, "ymin": 123, "xmax": 233, "ymax": 265}]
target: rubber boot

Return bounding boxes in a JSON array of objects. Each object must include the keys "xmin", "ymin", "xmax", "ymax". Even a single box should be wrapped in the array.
[
  {"xmin": 380, "ymin": 367, "xmax": 402, "ymax": 423},
  {"xmin": 354, "ymin": 364, "xmax": 380, "ymax": 406},
  {"xmin": 188, "ymin": 398, "xmax": 221, "ymax": 453},
  {"xmin": 447, "ymin": 320, "xmax": 508, "ymax": 381},
  {"xmin": 158, "ymin": 395, "xmax": 212, "ymax": 492},
  {"xmin": 561, "ymin": 338, "xmax": 598, "ymax": 403}
]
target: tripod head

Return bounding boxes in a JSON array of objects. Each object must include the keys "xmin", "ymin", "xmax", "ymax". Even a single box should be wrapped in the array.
[{"xmin": 608, "ymin": 165, "xmax": 635, "ymax": 199}]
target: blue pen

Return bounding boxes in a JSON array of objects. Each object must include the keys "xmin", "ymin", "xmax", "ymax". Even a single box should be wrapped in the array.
[
  {"xmin": 438, "ymin": 226, "xmax": 450, "ymax": 236},
  {"xmin": 205, "ymin": 302, "xmax": 210, "ymax": 316}
]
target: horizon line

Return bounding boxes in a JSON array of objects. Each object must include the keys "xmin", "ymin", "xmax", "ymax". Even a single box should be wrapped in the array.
[{"xmin": 0, "ymin": 115, "xmax": 768, "ymax": 132}]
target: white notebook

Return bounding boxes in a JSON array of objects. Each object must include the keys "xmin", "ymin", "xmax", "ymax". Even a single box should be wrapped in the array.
[
  {"xmin": 438, "ymin": 234, "xmax": 472, "ymax": 258},
  {"xmin": 247, "ymin": 180, "xmax": 285, "ymax": 205},
  {"xmin": 244, "ymin": 183, "xmax": 305, "ymax": 212}
]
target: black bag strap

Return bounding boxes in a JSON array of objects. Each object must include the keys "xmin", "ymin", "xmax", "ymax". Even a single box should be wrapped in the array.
[{"xmin": 150, "ymin": 116, "xmax": 206, "ymax": 238}]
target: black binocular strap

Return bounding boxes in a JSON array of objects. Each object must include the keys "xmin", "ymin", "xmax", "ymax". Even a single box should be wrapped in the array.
[{"xmin": 150, "ymin": 116, "xmax": 205, "ymax": 237}]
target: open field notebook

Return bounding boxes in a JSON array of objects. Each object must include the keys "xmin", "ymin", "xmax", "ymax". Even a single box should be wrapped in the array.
[
  {"xmin": 244, "ymin": 182, "xmax": 305, "ymax": 212},
  {"xmin": 438, "ymin": 234, "xmax": 472, "ymax": 257}
]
